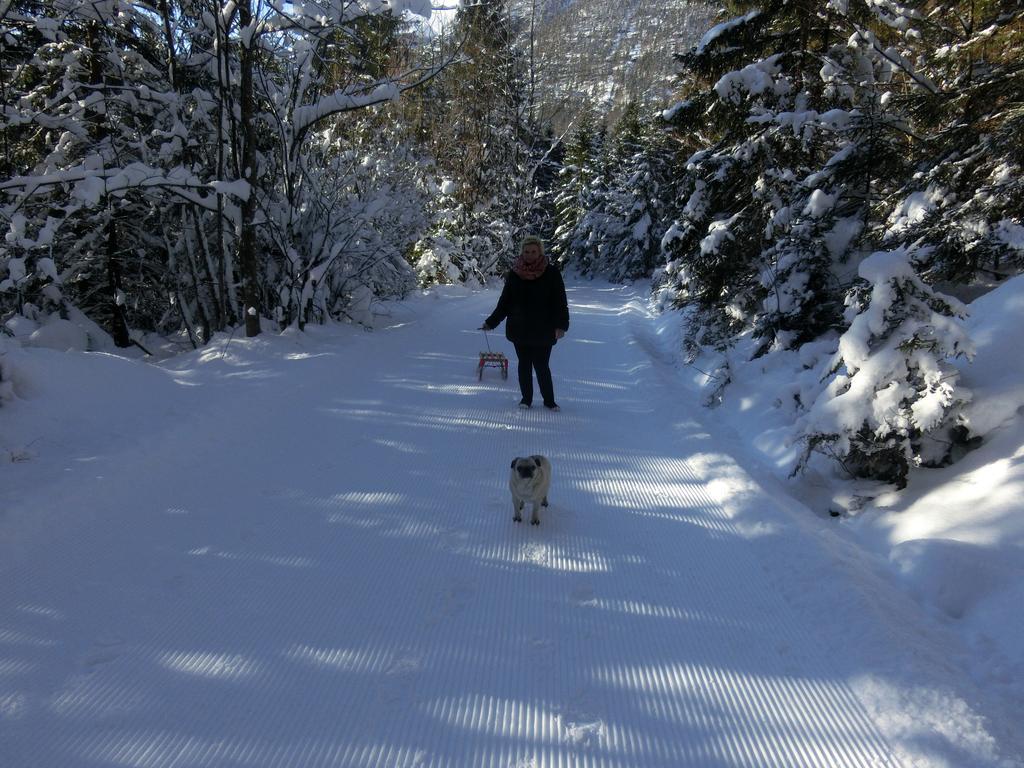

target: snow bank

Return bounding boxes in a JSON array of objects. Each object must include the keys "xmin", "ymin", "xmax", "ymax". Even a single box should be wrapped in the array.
[
  {"xmin": 957, "ymin": 274, "xmax": 1024, "ymax": 435},
  {"xmin": 857, "ymin": 276, "xmax": 1024, "ymax": 687},
  {"xmin": 1, "ymin": 345, "xmax": 183, "ymax": 450},
  {"xmin": 26, "ymin": 319, "xmax": 90, "ymax": 352},
  {"xmin": 0, "ymin": 317, "xmax": 365, "ymax": 563},
  {"xmin": 857, "ymin": 416, "xmax": 1024, "ymax": 702},
  {"xmin": 648, "ymin": 274, "xmax": 1024, "ymax": 718},
  {"xmin": 0, "ymin": 338, "xmax": 18, "ymax": 404}
]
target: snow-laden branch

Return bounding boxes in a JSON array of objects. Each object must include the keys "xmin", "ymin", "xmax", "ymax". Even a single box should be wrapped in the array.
[
  {"xmin": 291, "ymin": 58, "xmax": 457, "ymax": 145},
  {"xmin": 0, "ymin": 161, "xmax": 250, "ymax": 213},
  {"xmin": 695, "ymin": 10, "xmax": 761, "ymax": 55},
  {"xmin": 844, "ymin": 25, "xmax": 942, "ymax": 95},
  {"xmin": 264, "ymin": 0, "xmax": 432, "ymax": 28},
  {"xmin": 293, "ymin": 82, "xmax": 401, "ymax": 135}
]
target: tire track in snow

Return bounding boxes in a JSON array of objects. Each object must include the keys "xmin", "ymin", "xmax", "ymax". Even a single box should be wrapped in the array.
[{"xmin": 0, "ymin": 285, "xmax": 908, "ymax": 766}]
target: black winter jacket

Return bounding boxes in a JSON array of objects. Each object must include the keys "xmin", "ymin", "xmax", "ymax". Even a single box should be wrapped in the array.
[{"xmin": 485, "ymin": 266, "xmax": 570, "ymax": 346}]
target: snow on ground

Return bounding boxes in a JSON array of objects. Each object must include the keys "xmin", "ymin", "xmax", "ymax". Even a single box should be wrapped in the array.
[
  {"xmin": 855, "ymin": 277, "xmax": 1024, "ymax": 710},
  {"xmin": 2, "ymin": 282, "xmax": 1022, "ymax": 766},
  {"xmin": 647, "ymin": 276, "xmax": 1024, "ymax": 758}
]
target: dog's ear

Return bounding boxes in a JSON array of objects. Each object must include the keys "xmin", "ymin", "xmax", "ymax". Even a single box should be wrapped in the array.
[
  {"xmin": 511, "ymin": 458, "xmax": 518, "ymax": 468},
  {"xmin": 532, "ymin": 455, "xmax": 544, "ymax": 466}
]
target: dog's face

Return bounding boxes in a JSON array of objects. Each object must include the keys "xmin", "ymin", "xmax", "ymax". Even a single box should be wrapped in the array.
[
  {"xmin": 511, "ymin": 456, "xmax": 544, "ymax": 480},
  {"xmin": 509, "ymin": 455, "xmax": 551, "ymax": 524}
]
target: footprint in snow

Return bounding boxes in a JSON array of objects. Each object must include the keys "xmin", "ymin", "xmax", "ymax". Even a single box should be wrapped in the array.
[
  {"xmin": 82, "ymin": 634, "xmax": 126, "ymax": 670},
  {"xmin": 386, "ymin": 652, "xmax": 422, "ymax": 676},
  {"xmin": 83, "ymin": 649, "xmax": 124, "ymax": 669},
  {"xmin": 570, "ymin": 585, "xmax": 597, "ymax": 607},
  {"xmin": 0, "ymin": 693, "xmax": 29, "ymax": 720},
  {"xmin": 561, "ymin": 717, "xmax": 606, "ymax": 748},
  {"xmin": 521, "ymin": 542, "xmax": 549, "ymax": 567},
  {"xmin": 425, "ymin": 581, "xmax": 475, "ymax": 625}
]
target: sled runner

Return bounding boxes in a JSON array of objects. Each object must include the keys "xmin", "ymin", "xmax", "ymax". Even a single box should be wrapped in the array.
[{"xmin": 478, "ymin": 330, "xmax": 508, "ymax": 381}]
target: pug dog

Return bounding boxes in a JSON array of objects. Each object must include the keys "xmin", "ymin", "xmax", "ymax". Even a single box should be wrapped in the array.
[{"xmin": 509, "ymin": 455, "xmax": 552, "ymax": 525}]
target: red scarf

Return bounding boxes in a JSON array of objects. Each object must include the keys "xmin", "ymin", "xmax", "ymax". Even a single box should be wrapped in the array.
[{"xmin": 512, "ymin": 251, "xmax": 548, "ymax": 280}]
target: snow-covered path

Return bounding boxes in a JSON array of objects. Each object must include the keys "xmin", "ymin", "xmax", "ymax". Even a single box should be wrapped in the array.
[{"xmin": 2, "ymin": 284, "xmax": 1020, "ymax": 767}]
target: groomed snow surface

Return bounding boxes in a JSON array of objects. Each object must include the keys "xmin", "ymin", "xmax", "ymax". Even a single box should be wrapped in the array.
[{"xmin": 2, "ymin": 283, "xmax": 1022, "ymax": 767}]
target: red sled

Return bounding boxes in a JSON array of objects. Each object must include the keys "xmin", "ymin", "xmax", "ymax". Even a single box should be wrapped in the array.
[{"xmin": 478, "ymin": 351, "xmax": 508, "ymax": 381}]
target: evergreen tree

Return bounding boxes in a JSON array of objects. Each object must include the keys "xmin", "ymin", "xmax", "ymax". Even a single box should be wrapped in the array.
[
  {"xmin": 565, "ymin": 124, "xmax": 612, "ymax": 276},
  {"xmin": 797, "ymin": 247, "xmax": 974, "ymax": 487},
  {"xmin": 653, "ymin": 0, "xmax": 1020, "ymax": 485},
  {"xmin": 551, "ymin": 109, "xmax": 600, "ymax": 265},
  {"xmin": 596, "ymin": 103, "xmax": 673, "ymax": 281},
  {"xmin": 661, "ymin": 1, "xmax": 860, "ymax": 345},
  {"xmin": 875, "ymin": 0, "xmax": 1024, "ymax": 283}
]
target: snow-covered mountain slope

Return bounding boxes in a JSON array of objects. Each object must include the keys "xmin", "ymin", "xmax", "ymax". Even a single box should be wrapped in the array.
[
  {"xmin": 1, "ymin": 283, "xmax": 1021, "ymax": 766},
  {"xmin": 524, "ymin": 0, "xmax": 715, "ymax": 128}
]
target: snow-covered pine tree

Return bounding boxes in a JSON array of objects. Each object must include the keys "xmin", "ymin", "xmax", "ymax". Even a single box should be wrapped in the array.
[
  {"xmin": 595, "ymin": 103, "xmax": 673, "ymax": 281},
  {"xmin": 660, "ymin": 0, "xmax": 932, "ymax": 350},
  {"xmin": 870, "ymin": 0, "xmax": 1024, "ymax": 285},
  {"xmin": 652, "ymin": 0, "xmax": 1016, "ymax": 486},
  {"xmin": 568, "ymin": 124, "xmax": 615, "ymax": 277},
  {"xmin": 752, "ymin": 32, "xmax": 911, "ymax": 353},
  {"xmin": 524, "ymin": 127, "xmax": 564, "ymax": 247},
  {"xmin": 412, "ymin": 194, "xmax": 465, "ymax": 287},
  {"xmin": 797, "ymin": 247, "xmax": 974, "ymax": 488},
  {"xmin": 551, "ymin": 110, "xmax": 601, "ymax": 267},
  {"xmin": 660, "ymin": 5, "xmax": 803, "ymax": 336}
]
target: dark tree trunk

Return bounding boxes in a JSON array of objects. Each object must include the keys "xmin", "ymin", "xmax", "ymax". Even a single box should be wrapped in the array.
[
  {"xmin": 107, "ymin": 216, "xmax": 131, "ymax": 348},
  {"xmin": 238, "ymin": 0, "xmax": 261, "ymax": 337},
  {"xmin": 86, "ymin": 21, "xmax": 131, "ymax": 348}
]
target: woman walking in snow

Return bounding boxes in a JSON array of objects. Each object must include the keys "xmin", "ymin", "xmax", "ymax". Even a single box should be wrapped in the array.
[{"xmin": 481, "ymin": 235, "xmax": 569, "ymax": 411}]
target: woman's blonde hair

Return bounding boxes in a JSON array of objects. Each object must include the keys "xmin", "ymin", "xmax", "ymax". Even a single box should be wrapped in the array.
[{"xmin": 520, "ymin": 235, "xmax": 544, "ymax": 256}]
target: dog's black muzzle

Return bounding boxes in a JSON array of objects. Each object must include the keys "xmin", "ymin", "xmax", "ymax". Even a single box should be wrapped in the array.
[{"xmin": 516, "ymin": 465, "xmax": 535, "ymax": 479}]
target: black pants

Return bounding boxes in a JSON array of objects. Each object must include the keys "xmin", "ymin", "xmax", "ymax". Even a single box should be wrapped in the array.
[{"xmin": 513, "ymin": 343, "xmax": 555, "ymax": 406}]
